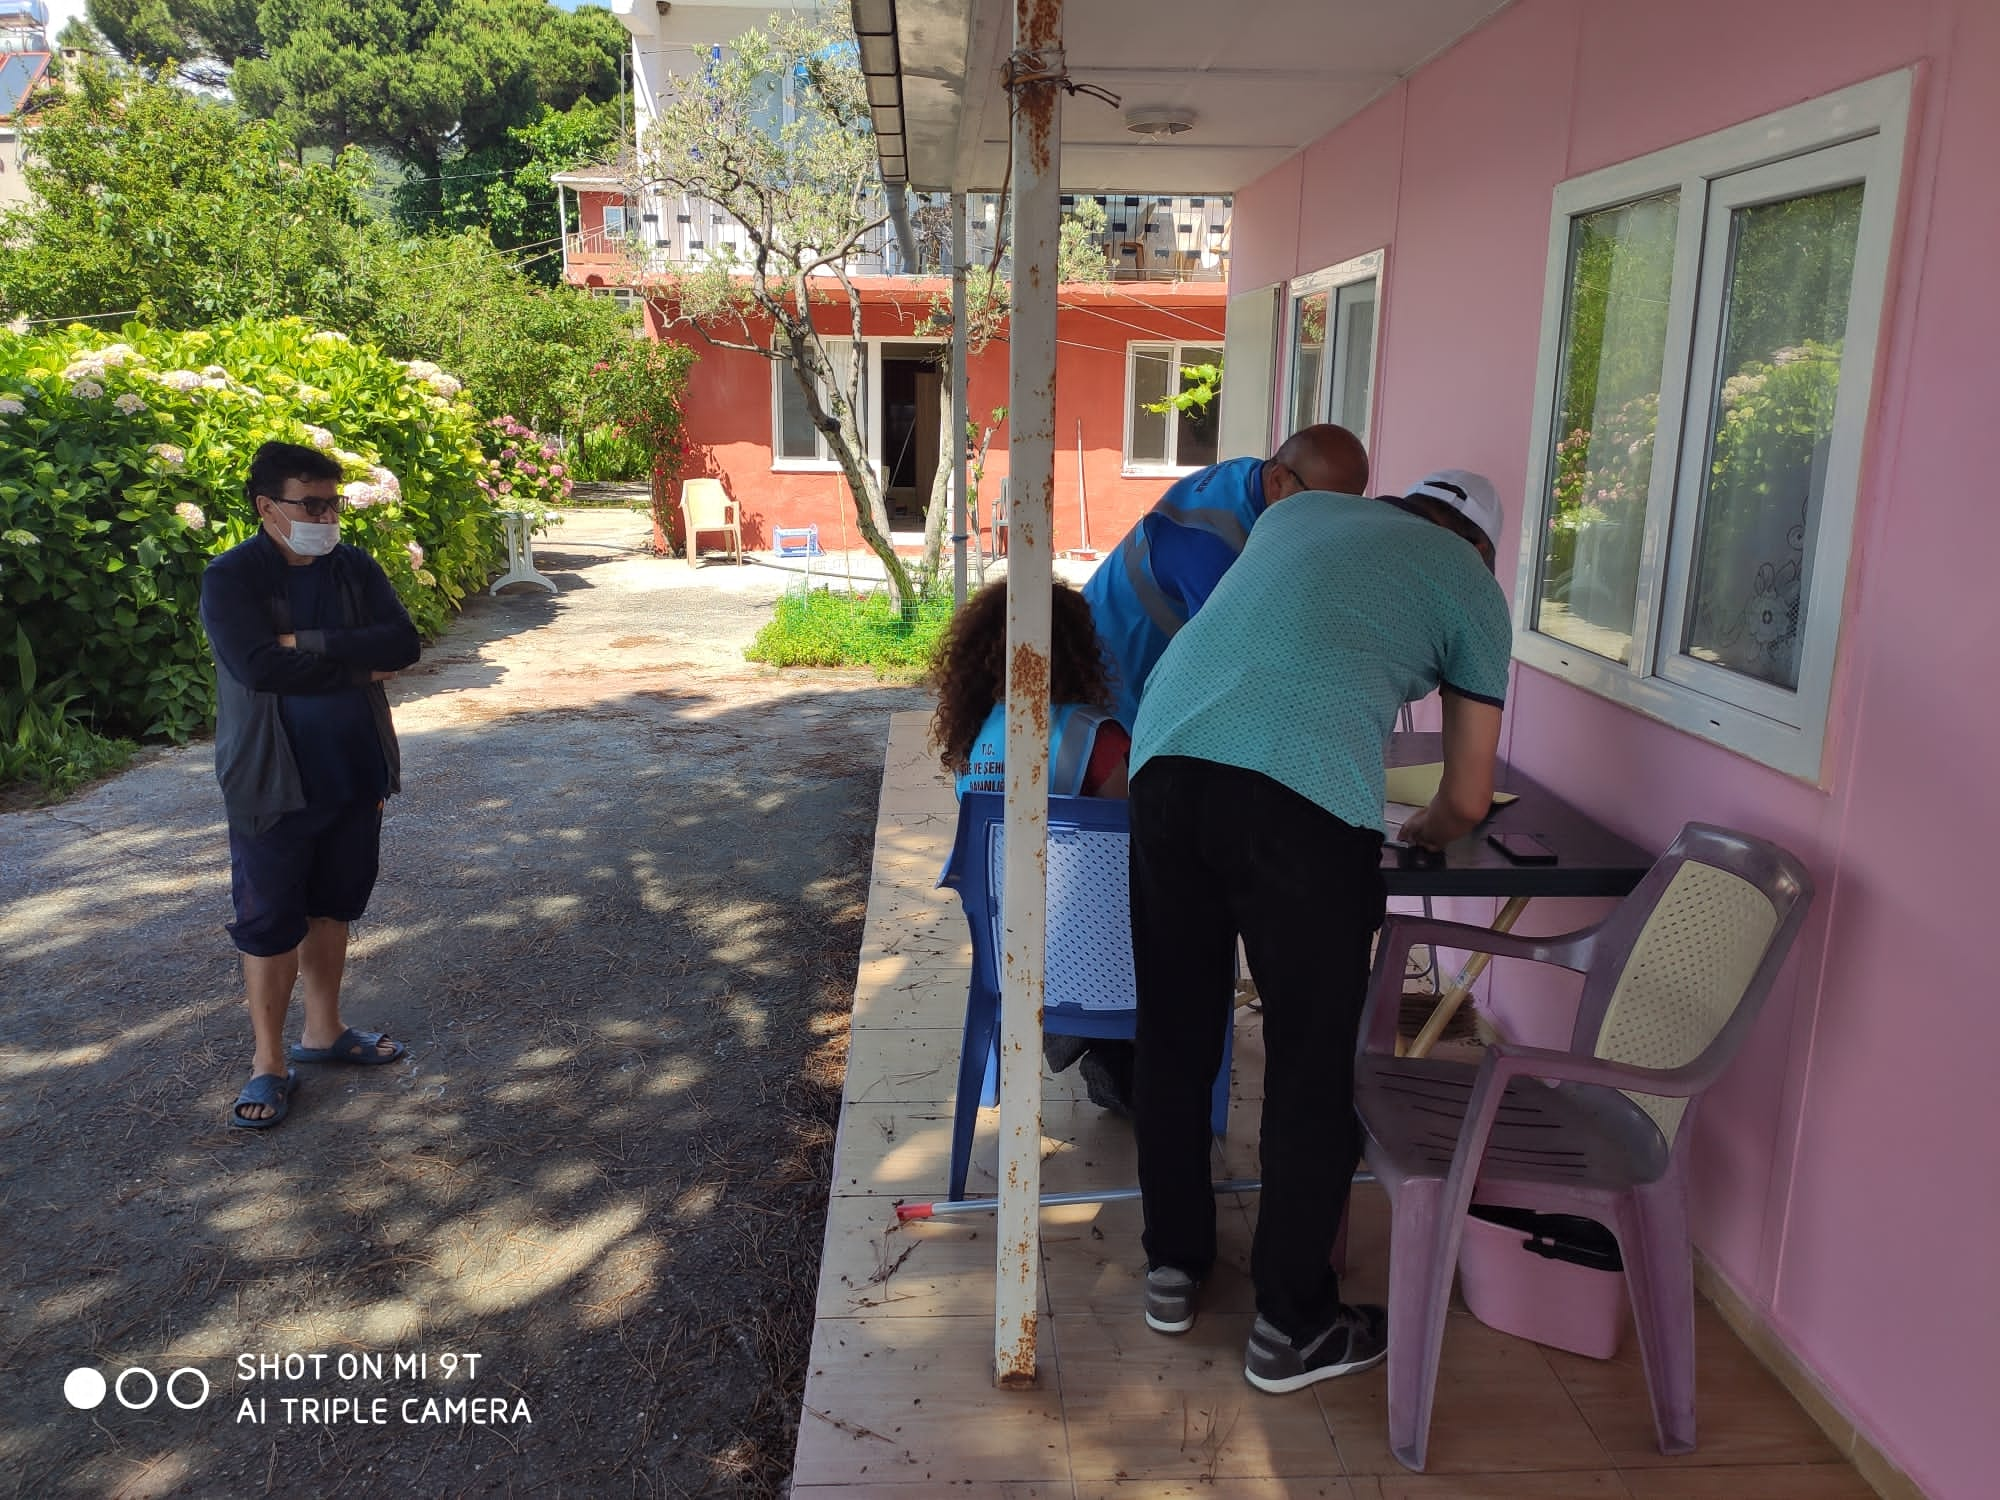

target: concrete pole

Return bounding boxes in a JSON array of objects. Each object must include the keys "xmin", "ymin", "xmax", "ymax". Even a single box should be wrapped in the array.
[
  {"xmin": 952, "ymin": 192, "xmax": 970, "ymax": 610},
  {"xmin": 995, "ymin": 0, "xmax": 1062, "ymax": 1389}
]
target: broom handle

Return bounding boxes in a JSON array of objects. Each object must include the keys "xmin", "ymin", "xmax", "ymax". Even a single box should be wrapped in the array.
[{"xmin": 1404, "ymin": 895, "xmax": 1531, "ymax": 1059}]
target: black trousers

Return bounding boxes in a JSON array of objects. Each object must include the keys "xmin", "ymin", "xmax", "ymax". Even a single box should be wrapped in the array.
[{"xmin": 1130, "ymin": 756, "xmax": 1386, "ymax": 1343}]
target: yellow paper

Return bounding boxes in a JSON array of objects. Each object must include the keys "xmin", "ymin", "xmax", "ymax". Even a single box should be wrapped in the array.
[{"xmin": 1385, "ymin": 761, "xmax": 1518, "ymax": 809}]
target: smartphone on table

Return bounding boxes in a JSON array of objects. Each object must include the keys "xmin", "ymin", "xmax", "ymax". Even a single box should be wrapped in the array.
[{"xmin": 1488, "ymin": 831, "xmax": 1557, "ymax": 865}]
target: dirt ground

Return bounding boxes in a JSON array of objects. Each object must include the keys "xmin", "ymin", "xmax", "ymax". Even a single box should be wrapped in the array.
[{"xmin": 0, "ymin": 508, "xmax": 926, "ymax": 1498}]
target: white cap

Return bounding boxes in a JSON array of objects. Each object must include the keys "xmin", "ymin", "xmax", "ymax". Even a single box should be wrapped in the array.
[{"xmin": 1407, "ymin": 470, "xmax": 1504, "ymax": 550}]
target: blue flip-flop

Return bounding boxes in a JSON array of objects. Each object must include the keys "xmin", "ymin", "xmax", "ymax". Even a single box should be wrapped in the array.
[
  {"xmin": 288, "ymin": 1028, "xmax": 407, "ymax": 1066},
  {"xmin": 229, "ymin": 1068, "xmax": 298, "ymax": 1130}
]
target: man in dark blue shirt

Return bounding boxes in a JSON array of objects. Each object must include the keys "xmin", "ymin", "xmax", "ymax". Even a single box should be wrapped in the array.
[
  {"xmin": 1081, "ymin": 425, "xmax": 1370, "ymax": 727},
  {"xmin": 200, "ymin": 442, "xmax": 422, "ymax": 1129}
]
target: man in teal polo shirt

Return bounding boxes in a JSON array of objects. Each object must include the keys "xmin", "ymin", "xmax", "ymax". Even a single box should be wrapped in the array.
[{"xmin": 1126, "ymin": 461, "xmax": 1513, "ymax": 1394}]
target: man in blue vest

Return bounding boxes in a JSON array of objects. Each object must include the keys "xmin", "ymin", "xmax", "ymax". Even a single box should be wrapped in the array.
[{"xmin": 1081, "ymin": 424, "xmax": 1371, "ymax": 726}]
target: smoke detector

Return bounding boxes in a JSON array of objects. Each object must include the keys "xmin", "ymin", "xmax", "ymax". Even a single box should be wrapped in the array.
[{"xmin": 1124, "ymin": 108, "xmax": 1195, "ymax": 138}]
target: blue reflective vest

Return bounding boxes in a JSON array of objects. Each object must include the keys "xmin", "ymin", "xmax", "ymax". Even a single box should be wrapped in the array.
[
  {"xmin": 1080, "ymin": 456, "xmax": 1268, "ymax": 727},
  {"xmin": 954, "ymin": 702, "xmax": 1120, "ymax": 800}
]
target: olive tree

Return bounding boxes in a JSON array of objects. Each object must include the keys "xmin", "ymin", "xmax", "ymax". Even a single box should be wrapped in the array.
[{"xmin": 640, "ymin": 18, "xmax": 912, "ymax": 598}]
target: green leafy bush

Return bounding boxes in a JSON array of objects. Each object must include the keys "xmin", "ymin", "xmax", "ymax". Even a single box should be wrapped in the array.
[
  {"xmin": 744, "ymin": 585, "xmax": 953, "ymax": 674},
  {"xmin": 585, "ymin": 339, "xmax": 699, "ymax": 551},
  {"xmin": 567, "ymin": 422, "xmax": 650, "ymax": 483},
  {"xmin": 0, "ymin": 318, "xmax": 503, "ymax": 770}
]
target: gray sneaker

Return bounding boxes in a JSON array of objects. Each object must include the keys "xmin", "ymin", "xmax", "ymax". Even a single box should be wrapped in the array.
[
  {"xmin": 1143, "ymin": 1266, "xmax": 1201, "ymax": 1334},
  {"xmin": 1243, "ymin": 1304, "xmax": 1388, "ymax": 1392}
]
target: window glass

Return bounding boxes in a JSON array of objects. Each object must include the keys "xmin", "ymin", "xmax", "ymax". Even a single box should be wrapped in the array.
[
  {"xmin": 1175, "ymin": 345, "xmax": 1223, "ymax": 469},
  {"xmin": 1335, "ymin": 281, "xmax": 1376, "ymax": 439},
  {"xmin": 1129, "ymin": 348, "xmax": 1172, "ymax": 466},
  {"xmin": 1290, "ymin": 291, "xmax": 1327, "ymax": 435},
  {"xmin": 1679, "ymin": 183, "xmax": 1862, "ymax": 691},
  {"xmin": 1534, "ymin": 191, "xmax": 1678, "ymax": 664},
  {"xmin": 778, "ymin": 368, "xmax": 819, "ymax": 460},
  {"xmin": 602, "ymin": 205, "xmax": 627, "ymax": 240}
]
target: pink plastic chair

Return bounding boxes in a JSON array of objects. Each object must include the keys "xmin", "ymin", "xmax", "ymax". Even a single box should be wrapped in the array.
[{"xmin": 1353, "ymin": 822, "xmax": 1813, "ymax": 1471}]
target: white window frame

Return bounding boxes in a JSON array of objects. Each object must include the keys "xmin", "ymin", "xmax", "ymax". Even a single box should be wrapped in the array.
[
  {"xmin": 1514, "ymin": 71, "xmax": 1910, "ymax": 783},
  {"xmin": 1122, "ymin": 340, "xmax": 1226, "ymax": 476},
  {"xmin": 772, "ymin": 339, "xmax": 873, "ymax": 473},
  {"xmin": 1280, "ymin": 249, "xmax": 1384, "ymax": 452}
]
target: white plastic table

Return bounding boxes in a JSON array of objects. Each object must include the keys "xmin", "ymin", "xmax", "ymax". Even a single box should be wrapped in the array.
[{"xmin": 490, "ymin": 509, "xmax": 556, "ymax": 595}]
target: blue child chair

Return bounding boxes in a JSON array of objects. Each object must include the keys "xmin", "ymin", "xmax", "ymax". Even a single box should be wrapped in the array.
[{"xmin": 938, "ymin": 791, "xmax": 1233, "ymax": 1201}]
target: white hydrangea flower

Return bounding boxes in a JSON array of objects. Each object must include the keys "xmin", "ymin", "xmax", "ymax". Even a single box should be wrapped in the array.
[
  {"xmin": 199, "ymin": 376, "xmax": 228, "ymax": 391},
  {"xmin": 159, "ymin": 370, "xmax": 203, "ymax": 391},
  {"xmin": 296, "ymin": 384, "xmax": 328, "ymax": 404},
  {"xmin": 341, "ymin": 480, "xmax": 394, "ymax": 509},
  {"xmin": 0, "ymin": 395, "xmax": 24, "ymax": 416},
  {"xmin": 332, "ymin": 448, "xmax": 367, "ymax": 469},
  {"xmin": 150, "ymin": 443, "xmax": 186, "ymax": 469},
  {"xmin": 70, "ymin": 379, "xmax": 105, "ymax": 399},
  {"xmin": 406, "ymin": 540, "xmax": 424, "ymax": 569},
  {"xmin": 174, "ymin": 501, "xmax": 206, "ymax": 529},
  {"xmin": 200, "ymin": 365, "xmax": 228, "ymax": 379},
  {"xmin": 97, "ymin": 344, "xmax": 138, "ymax": 366},
  {"xmin": 425, "ymin": 371, "xmax": 463, "ymax": 397},
  {"xmin": 401, "ymin": 359, "xmax": 443, "ymax": 380},
  {"xmin": 62, "ymin": 358, "xmax": 106, "ymax": 381},
  {"xmin": 368, "ymin": 465, "xmax": 401, "ymax": 496},
  {"xmin": 300, "ymin": 424, "xmax": 336, "ymax": 451},
  {"xmin": 114, "ymin": 392, "xmax": 147, "ymax": 415},
  {"xmin": 311, "ymin": 330, "xmax": 350, "ymax": 344}
]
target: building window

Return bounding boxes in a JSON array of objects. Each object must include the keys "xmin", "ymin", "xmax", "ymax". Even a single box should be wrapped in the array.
[
  {"xmin": 1517, "ymin": 72, "xmax": 1909, "ymax": 780},
  {"xmin": 773, "ymin": 341, "xmax": 866, "ymax": 468},
  {"xmin": 1125, "ymin": 343, "xmax": 1223, "ymax": 473},
  {"xmin": 601, "ymin": 205, "xmax": 627, "ymax": 241},
  {"xmin": 1284, "ymin": 250, "xmax": 1381, "ymax": 449}
]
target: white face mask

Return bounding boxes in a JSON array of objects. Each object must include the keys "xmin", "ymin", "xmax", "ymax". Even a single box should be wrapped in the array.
[{"xmin": 281, "ymin": 514, "xmax": 340, "ymax": 557}]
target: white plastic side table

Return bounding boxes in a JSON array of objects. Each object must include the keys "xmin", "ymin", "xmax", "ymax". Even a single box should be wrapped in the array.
[{"xmin": 490, "ymin": 509, "xmax": 557, "ymax": 595}]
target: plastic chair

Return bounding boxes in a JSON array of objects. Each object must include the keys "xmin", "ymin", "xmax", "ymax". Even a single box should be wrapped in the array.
[
  {"xmin": 679, "ymin": 478, "xmax": 742, "ymax": 564},
  {"xmin": 1353, "ymin": 822, "xmax": 1813, "ymax": 1471},
  {"xmin": 939, "ymin": 791, "xmax": 1232, "ymax": 1202}
]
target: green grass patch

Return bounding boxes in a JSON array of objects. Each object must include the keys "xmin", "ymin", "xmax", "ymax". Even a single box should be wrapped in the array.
[
  {"xmin": 745, "ymin": 585, "xmax": 954, "ymax": 673},
  {"xmin": 1, "ymin": 706, "xmax": 138, "ymax": 805}
]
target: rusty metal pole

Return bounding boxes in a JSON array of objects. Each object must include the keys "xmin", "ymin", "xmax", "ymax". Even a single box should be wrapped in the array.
[
  {"xmin": 951, "ymin": 191, "xmax": 970, "ymax": 610},
  {"xmin": 995, "ymin": 0, "xmax": 1062, "ymax": 1388}
]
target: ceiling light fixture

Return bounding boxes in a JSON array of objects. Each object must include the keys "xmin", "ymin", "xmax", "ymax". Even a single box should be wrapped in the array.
[{"xmin": 1124, "ymin": 107, "xmax": 1195, "ymax": 138}]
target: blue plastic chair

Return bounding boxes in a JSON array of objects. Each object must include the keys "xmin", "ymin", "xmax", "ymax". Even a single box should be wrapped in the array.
[{"xmin": 939, "ymin": 791, "xmax": 1233, "ymax": 1201}]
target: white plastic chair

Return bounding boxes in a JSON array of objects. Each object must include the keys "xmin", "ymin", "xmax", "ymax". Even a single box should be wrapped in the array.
[{"xmin": 680, "ymin": 478, "xmax": 743, "ymax": 564}]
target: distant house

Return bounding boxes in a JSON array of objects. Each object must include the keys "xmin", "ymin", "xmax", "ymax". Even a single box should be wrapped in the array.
[
  {"xmin": 0, "ymin": 0, "xmax": 52, "ymax": 211},
  {"xmin": 559, "ymin": 3, "xmax": 1242, "ymax": 554}
]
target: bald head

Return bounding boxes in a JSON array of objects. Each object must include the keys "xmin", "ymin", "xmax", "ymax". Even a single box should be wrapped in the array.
[{"xmin": 1264, "ymin": 424, "xmax": 1370, "ymax": 505}]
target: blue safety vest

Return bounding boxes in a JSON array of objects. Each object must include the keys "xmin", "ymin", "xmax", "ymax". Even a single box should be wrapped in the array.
[
  {"xmin": 954, "ymin": 702, "xmax": 1119, "ymax": 799},
  {"xmin": 1080, "ymin": 456, "xmax": 1268, "ymax": 727}
]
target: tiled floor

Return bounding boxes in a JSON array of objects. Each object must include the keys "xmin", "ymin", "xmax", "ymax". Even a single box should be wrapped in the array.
[{"xmin": 794, "ymin": 712, "xmax": 1875, "ymax": 1498}]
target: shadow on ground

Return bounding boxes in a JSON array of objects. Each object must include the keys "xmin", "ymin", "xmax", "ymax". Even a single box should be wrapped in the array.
[{"xmin": 0, "ymin": 518, "xmax": 925, "ymax": 1498}]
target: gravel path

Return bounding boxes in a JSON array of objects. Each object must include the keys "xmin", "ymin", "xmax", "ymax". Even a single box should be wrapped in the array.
[{"xmin": 0, "ymin": 508, "xmax": 925, "ymax": 1497}]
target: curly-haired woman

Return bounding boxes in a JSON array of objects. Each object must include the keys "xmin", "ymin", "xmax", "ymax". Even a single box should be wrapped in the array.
[{"xmin": 929, "ymin": 578, "xmax": 1135, "ymax": 1109}]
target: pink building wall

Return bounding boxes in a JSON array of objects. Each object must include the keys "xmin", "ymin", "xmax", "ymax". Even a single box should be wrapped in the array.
[{"xmin": 1231, "ymin": 1, "xmax": 2000, "ymax": 1494}]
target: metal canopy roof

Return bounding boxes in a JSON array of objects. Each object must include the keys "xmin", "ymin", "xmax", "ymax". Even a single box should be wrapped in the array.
[{"xmin": 853, "ymin": 0, "xmax": 1513, "ymax": 193}]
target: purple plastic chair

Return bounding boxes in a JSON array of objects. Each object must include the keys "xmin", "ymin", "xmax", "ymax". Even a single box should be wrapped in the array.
[{"xmin": 1353, "ymin": 822, "xmax": 1813, "ymax": 1471}]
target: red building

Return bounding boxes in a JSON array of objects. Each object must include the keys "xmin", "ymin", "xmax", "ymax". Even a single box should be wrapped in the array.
[{"xmin": 559, "ymin": 176, "xmax": 1230, "ymax": 555}]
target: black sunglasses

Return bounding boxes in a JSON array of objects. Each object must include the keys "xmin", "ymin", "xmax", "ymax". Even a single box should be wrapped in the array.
[{"xmin": 264, "ymin": 493, "xmax": 343, "ymax": 520}]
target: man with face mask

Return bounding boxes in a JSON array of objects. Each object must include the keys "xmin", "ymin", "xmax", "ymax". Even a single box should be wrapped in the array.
[{"xmin": 199, "ymin": 441, "xmax": 423, "ymax": 1129}]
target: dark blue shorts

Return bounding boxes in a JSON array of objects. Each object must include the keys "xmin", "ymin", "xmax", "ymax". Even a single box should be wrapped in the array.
[{"xmin": 227, "ymin": 799, "xmax": 384, "ymax": 957}]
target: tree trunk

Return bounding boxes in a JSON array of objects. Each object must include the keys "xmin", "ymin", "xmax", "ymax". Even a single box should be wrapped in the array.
[
  {"xmin": 782, "ymin": 339, "xmax": 915, "ymax": 605},
  {"xmin": 649, "ymin": 462, "xmax": 676, "ymax": 556}
]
